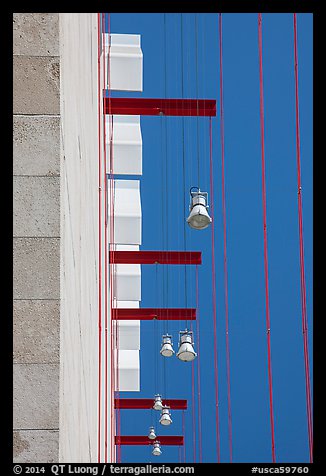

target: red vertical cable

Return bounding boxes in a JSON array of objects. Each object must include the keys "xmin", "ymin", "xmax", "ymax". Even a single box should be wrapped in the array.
[
  {"xmin": 107, "ymin": 14, "xmax": 113, "ymax": 463},
  {"xmin": 258, "ymin": 13, "xmax": 276, "ymax": 463},
  {"xmin": 218, "ymin": 13, "xmax": 233, "ymax": 463},
  {"xmin": 102, "ymin": 13, "xmax": 109, "ymax": 463},
  {"xmin": 106, "ymin": 13, "xmax": 117, "ymax": 463},
  {"xmin": 97, "ymin": 12, "xmax": 102, "ymax": 464},
  {"xmin": 293, "ymin": 13, "xmax": 313, "ymax": 463},
  {"xmin": 195, "ymin": 265, "xmax": 203, "ymax": 462},
  {"xmin": 209, "ymin": 116, "xmax": 221, "ymax": 463}
]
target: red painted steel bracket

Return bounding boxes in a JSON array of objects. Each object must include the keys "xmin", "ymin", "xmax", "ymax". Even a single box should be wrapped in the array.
[
  {"xmin": 109, "ymin": 250, "xmax": 202, "ymax": 265},
  {"xmin": 104, "ymin": 98, "xmax": 216, "ymax": 116},
  {"xmin": 112, "ymin": 308, "xmax": 196, "ymax": 321}
]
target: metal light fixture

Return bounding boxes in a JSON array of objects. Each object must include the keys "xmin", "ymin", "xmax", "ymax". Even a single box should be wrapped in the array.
[
  {"xmin": 159, "ymin": 406, "xmax": 172, "ymax": 426},
  {"xmin": 152, "ymin": 441, "xmax": 162, "ymax": 456},
  {"xmin": 187, "ymin": 187, "xmax": 212, "ymax": 230},
  {"xmin": 148, "ymin": 426, "xmax": 157, "ymax": 440},
  {"xmin": 153, "ymin": 394, "xmax": 163, "ymax": 411},
  {"xmin": 160, "ymin": 334, "xmax": 174, "ymax": 357},
  {"xmin": 176, "ymin": 329, "xmax": 197, "ymax": 362}
]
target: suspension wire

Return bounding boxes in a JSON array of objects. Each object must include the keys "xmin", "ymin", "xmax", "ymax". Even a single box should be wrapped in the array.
[
  {"xmin": 258, "ymin": 13, "xmax": 276, "ymax": 463},
  {"xmin": 184, "ymin": 15, "xmax": 193, "ymax": 203},
  {"xmin": 96, "ymin": 12, "xmax": 103, "ymax": 464},
  {"xmin": 196, "ymin": 265, "xmax": 203, "ymax": 462},
  {"xmin": 190, "ymin": 284, "xmax": 196, "ymax": 463},
  {"xmin": 175, "ymin": 14, "xmax": 182, "ymax": 317},
  {"xmin": 209, "ymin": 116, "xmax": 221, "ymax": 463},
  {"xmin": 201, "ymin": 14, "xmax": 208, "ymax": 188},
  {"xmin": 159, "ymin": 13, "xmax": 165, "ymax": 402},
  {"xmin": 191, "ymin": 353, "xmax": 196, "ymax": 462},
  {"xmin": 293, "ymin": 13, "xmax": 313, "ymax": 463},
  {"xmin": 218, "ymin": 12, "xmax": 233, "ymax": 463},
  {"xmin": 164, "ymin": 13, "xmax": 169, "ymax": 338},
  {"xmin": 155, "ymin": 264, "xmax": 159, "ymax": 399},
  {"xmin": 195, "ymin": 13, "xmax": 200, "ymax": 187},
  {"xmin": 181, "ymin": 14, "xmax": 188, "ymax": 329},
  {"xmin": 182, "ymin": 409, "xmax": 186, "ymax": 462},
  {"xmin": 163, "ymin": 12, "xmax": 168, "ymax": 400}
]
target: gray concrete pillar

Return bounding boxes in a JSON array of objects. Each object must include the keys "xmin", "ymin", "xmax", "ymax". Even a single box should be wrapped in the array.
[{"xmin": 13, "ymin": 13, "xmax": 60, "ymax": 463}]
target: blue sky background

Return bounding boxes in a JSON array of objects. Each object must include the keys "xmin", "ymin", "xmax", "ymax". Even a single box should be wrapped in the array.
[{"xmin": 106, "ymin": 13, "xmax": 313, "ymax": 463}]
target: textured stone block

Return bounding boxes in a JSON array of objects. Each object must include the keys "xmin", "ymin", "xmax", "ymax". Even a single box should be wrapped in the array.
[
  {"xmin": 13, "ymin": 56, "xmax": 60, "ymax": 114},
  {"xmin": 13, "ymin": 13, "xmax": 59, "ymax": 56},
  {"xmin": 13, "ymin": 115, "xmax": 60, "ymax": 176},
  {"xmin": 13, "ymin": 238, "xmax": 60, "ymax": 299},
  {"xmin": 13, "ymin": 300, "xmax": 59, "ymax": 364},
  {"xmin": 13, "ymin": 177, "xmax": 60, "ymax": 237},
  {"xmin": 13, "ymin": 430, "xmax": 59, "ymax": 463},
  {"xmin": 13, "ymin": 364, "xmax": 59, "ymax": 429}
]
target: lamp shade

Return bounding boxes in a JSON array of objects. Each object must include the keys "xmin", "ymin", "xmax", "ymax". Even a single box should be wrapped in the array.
[
  {"xmin": 160, "ymin": 334, "xmax": 174, "ymax": 357},
  {"xmin": 187, "ymin": 189, "xmax": 212, "ymax": 230},
  {"xmin": 159, "ymin": 406, "xmax": 172, "ymax": 426},
  {"xmin": 148, "ymin": 426, "xmax": 156, "ymax": 440},
  {"xmin": 153, "ymin": 394, "xmax": 163, "ymax": 411},
  {"xmin": 152, "ymin": 442, "xmax": 162, "ymax": 456},
  {"xmin": 176, "ymin": 330, "xmax": 197, "ymax": 362}
]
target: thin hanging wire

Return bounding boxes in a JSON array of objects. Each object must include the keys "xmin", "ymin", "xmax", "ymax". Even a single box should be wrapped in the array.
[
  {"xmin": 209, "ymin": 117, "xmax": 221, "ymax": 462},
  {"xmin": 155, "ymin": 264, "xmax": 159, "ymax": 397},
  {"xmin": 258, "ymin": 13, "xmax": 276, "ymax": 463},
  {"xmin": 163, "ymin": 13, "xmax": 168, "ymax": 400},
  {"xmin": 164, "ymin": 13, "xmax": 169, "ymax": 337},
  {"xmin": 218, "ymin": 12, "xmax": 233, "ymax": 463},
  {"xmin": 196, "ymin": 265, "xmax": 203, "ymax": 462},
  {"xmin": 185, "ymin": 14, "xmax": 193, "ymax": 205},
  {"xmin": 182, "ymin": 409, "xmax": 186, "ymax": 462},
  {"xmin": 181, "ymin": 14, "xmax": 188, "ymax": 330},
  {"xmin": 195, "ymin": 13, "xmax": 200, "ymax": 188},
  {"xmin": 201, "ymin": 14, "xmax": 208, "ymax": 189},
  {"xmin": 293, "ymin": 12, "xmax": 313, "ymax": 462}
]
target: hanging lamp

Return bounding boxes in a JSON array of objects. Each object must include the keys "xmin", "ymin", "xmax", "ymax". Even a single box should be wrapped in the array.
[
  {"xmin": 160, "ymin": 334, "xmax": 174, "ymax": 357},
  {"xmin": 153, "ymin": 394, "xmax": 163, "ymax": 411},
  {"xmin": 176, "ymin": 329, "xmax": 197, "ymax": 362},
  {"xmin": 159, "ymin": 406, "xmax": 172, "ymax": 426},
  {"xmin": 187, "ymin": 187, "xmax": 212, "ymax": 230},
  {"xmin": 152, "ymin": 441, "xmax": 162, "ymax": 456},
  {"xmin": 148, "ymin": 426, "xmax": 157, "ymax": 440}
]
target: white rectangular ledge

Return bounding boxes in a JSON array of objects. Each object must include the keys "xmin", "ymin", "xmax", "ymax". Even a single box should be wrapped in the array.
[
  {"xmin": 116, "ymin": 350, "xmax": 140, "ymax": 392},
  {"xmin": 106, "ymin": 115, "xmax": 142, "ymax": 176},
  {"xmin": 108, "ymin": 180, "xmax": 142, "ymax": 245},
  {"xmin": 105, "ymin": 34, "xmax": 143, "ymax": 92}
]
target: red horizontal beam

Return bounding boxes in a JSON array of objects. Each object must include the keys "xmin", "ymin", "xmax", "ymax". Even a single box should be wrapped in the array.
[
  {"xmin": 114, "ymin": 399, "xmax": 188, "ymax": 410},
  {"xmin": 104, "ymin": 98, "xmax": 216, "ymax": 116},
  {"xmin": 109, "ymin": 251, "xmax": 201, "ymax": 265},
  {"xmin": 115, "ymin": 436, "xmax": 184, "ymax": 446},
  {"xmin": 112, "ymin": 308, "xmax": 196, "ymax": 321}
]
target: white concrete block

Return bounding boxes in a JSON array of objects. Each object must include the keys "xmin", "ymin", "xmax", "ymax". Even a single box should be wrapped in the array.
[
  {"xmin": 108, "ymin": 180, "xmax": 142, "ymax": 245},
  {"xmin": 116, "ymin": 350, "xmax": 140, "ymax": 391},
  {"xmin": 105, "ymin": 34, "xmax": 143, "ymax": 91},
  {"xmin": 113, "ymin": 245, "xmax": 141, "ymax": 302},
  {"xmin": 114, "ymin": 301, "xmax": 140, "ymax": 351},
  {"xmin": 106, "ymin": 115, "xmax": 142, "ymax": 175}
]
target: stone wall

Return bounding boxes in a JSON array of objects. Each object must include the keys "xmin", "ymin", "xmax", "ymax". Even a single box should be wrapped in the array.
[{"xmin": 13, "ymin": 13, "xmax": 60, "ymax": 463}]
